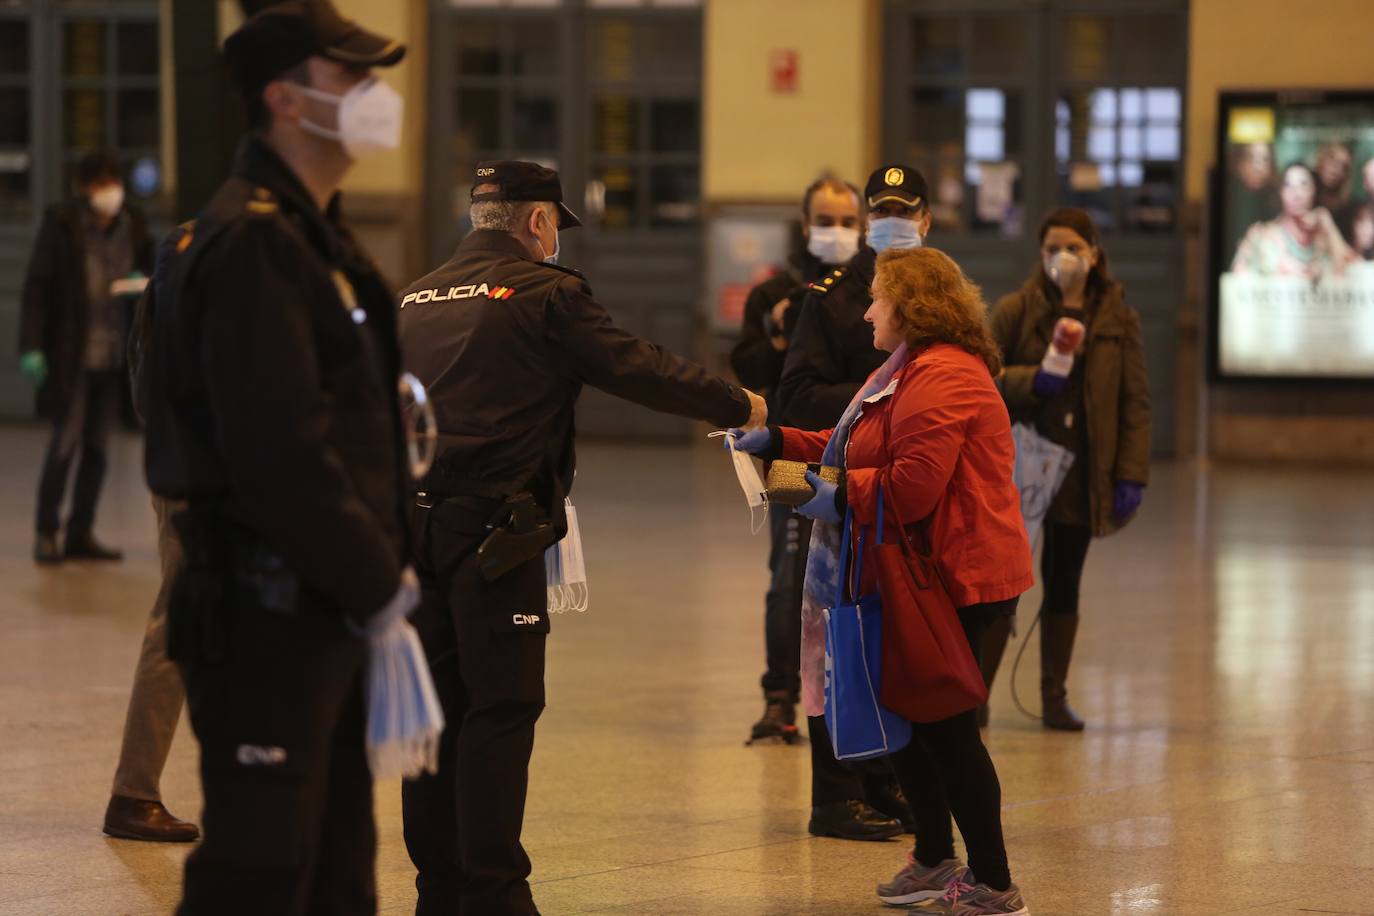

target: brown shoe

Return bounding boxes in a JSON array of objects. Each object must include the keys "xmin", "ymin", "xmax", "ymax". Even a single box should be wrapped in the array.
[{"xmin": 103, "ymin": 795, "xmax": 200, "ymax": 843}]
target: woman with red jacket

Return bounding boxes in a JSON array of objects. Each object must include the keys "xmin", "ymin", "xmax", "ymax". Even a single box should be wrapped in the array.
[{"xmin": 730, "ymin": 247, "xmax": 1033, "ymax": 915}]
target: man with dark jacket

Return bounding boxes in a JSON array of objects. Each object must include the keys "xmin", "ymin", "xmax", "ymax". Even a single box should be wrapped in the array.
[
  {"xmin": 775, "ymin": 164, "xmax": 933, "ymax": 843},
  {"xmin": 397, "ymin": 160, "xmax": 765, "ymax": 916},
  {"xmin": 731, "ymin": 174, "xmax": 861, "ymax": 746},
  {"xmin": 142, "ymin": 4, "xmax": 415, "ymax": 912},
  {"xmin": 19, "ymin": 150, "xmax": 153, "ymax": 564}
]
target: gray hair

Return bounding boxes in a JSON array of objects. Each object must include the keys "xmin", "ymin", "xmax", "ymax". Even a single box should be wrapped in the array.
[{"xmin": 470, "ymin": 183, "xmax": 556, "ymax": 232}]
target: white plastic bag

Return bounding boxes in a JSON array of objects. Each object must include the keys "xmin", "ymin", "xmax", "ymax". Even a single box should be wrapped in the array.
[
  {"xmin": 363, "ymin": 616, "xmax": 444, "ymax": 780},
  {"xmin": 546, "ymin": 498, "xmax": 589, "ymax": 613}
]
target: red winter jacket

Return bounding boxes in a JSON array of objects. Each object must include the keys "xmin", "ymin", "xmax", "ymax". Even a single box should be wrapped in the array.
[{"xmin": 779, "ymin": 343, "xmax": 1034, "ymax": 608}]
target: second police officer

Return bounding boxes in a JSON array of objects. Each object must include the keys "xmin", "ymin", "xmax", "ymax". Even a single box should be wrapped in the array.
[
  {"xmin": 775, "ymin": 164, "xmax": 935, "ymax": 842},
  {"xmin": 396, "ymin": 160, "xmax": 767, "ymax": 916},
  {"xmin": 731, "ymin": 173, "xmax": 863, "ymax": 746}
]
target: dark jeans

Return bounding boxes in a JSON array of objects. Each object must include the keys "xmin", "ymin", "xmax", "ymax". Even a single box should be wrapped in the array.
[
  {"xmin": 35, "ymin": 369, "xmax": 122, "ymax": 535},
  {"xmin": 761, "ymin": 503, "xmax": 809, "ymax": 698},
  {"xmin": 888, "ymin": 598, "xmax": 1018, "ymax": 892},
  {"xmin": 402, "ymin": 498, "xmax": 547, "ymax": 916},
  {"xmin": 177, "ymin": 594, "xmax": 373, "ymax": 915},
  {"xmin": 1040, "ymin": 522, "xmax": 1093, "ymax": 617}
]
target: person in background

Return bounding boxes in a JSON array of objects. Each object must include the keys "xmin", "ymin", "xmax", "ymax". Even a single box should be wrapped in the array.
[
  {"xmin": 1336, "ymin": 157, "xmax": 1374, "ymax": 259},
  {"xmin": 772, "ymin": 163, "xmax": 935, "ymax": 842},
  {"xmin": 19, "ymin": 149, "xmax": 152, "ymax": 564},
  {"xmin": 730, "ymin": 246, "xmax": 1035, "ymax": 915},
  {"xmin": 985, "ymin": 207, "xmax": 1152, "ymax": 731},
  {"xmin": 731, "ymin": 173, "xmax": 862, "ymax": 745},
  {"xmin": 1224, "ymin": 142, "xmax": 1277, "ymax": 260},
  {"xmin": 1231, "ymin": 163, "xmax": 1358, "ymax": 280},
  {"xmin": 1314, "ymin": 142, "xmax": 1354, "ymax": 215}
]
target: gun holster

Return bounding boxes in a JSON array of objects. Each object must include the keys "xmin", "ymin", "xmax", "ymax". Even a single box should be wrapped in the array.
[{"xmin": 476, "ymin": 491, "xmax": 557, "ymax": 582}]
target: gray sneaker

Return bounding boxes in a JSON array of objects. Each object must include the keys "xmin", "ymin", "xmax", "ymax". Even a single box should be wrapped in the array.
[
  {"xmin": 876, "ymin": 854, "xmax": 969, "ymax": 907},
  {"xmin": 922, "ymin": 877, "xmax": 1030, "ymax": 915}
]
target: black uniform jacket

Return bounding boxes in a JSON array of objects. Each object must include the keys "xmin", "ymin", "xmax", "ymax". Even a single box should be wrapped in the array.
[
  {"xmin": 141, "ymin": 137, "xmax": 409, "ymax": 624},
  {"xmin": 775, "ymin": 245, "xmax": 885, "ymax": 430},
  {"xmin": 19, "ymin": 198, "xmax": 153, "ymax": 417},
  {"xmin": 398, "ymin": 229, "xmax": 751, "ymax": 530},
  {"xmin": 728, "ymin": 252, "xmax": 824, "ymax": 405}
]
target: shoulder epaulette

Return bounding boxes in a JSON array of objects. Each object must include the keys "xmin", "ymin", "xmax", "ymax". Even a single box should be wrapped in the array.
[
  {"xmin": 244, "ymin": 186, "xmax": 278, "ymax": 217},
  {"xmin": 807, "ymin": 266, "xmax": 847, "ymax": 295}
]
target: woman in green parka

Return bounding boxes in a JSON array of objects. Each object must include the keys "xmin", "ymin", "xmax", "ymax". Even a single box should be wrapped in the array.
[{"xmin": 983, "ymin": 207, "xmax": 1152, "ymax": 731}]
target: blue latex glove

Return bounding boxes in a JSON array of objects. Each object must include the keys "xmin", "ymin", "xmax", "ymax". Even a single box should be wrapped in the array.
[
  {"xmin": 19, "ymin": 350, "xmax": 47, "ymax": 386},
  {"xmin": 724, "ymin": 426, "xmax": 772, "ymax": 455},
  {"xmin": 1113, "ymin": 480, "xmax": 1144, "ymax": 521},
  {"xmin": 797, "ymin": 470, "xmax": 842, "ymax": 524},
  {"xmin": 1032, "ymin": 369, "xmax": 1068, "ymax": 398}
]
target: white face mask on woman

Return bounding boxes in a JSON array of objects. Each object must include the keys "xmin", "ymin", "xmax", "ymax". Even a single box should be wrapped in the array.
[
  {"xmin": 1043, "ymin": 250, "xmax": 1087, "ymax": 292},
  {"xmin": 296, "ymin": 77, "xmax": 404, "ymax": 158}
]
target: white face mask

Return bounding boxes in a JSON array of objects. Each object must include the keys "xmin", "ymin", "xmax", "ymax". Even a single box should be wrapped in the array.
[
  {"xmin": 534, "ymin": 210, "xmax": 561, "ymax": 265},
  {"xmin": 708, "ymin": 431, "xmax": 768, "ymax": 533},
  {"xmin": 90, "ymin": 185, "xmax": 124, "ymax": 219},
  {"xmin": 297, "ymin": 77, "xmax": 404, "ymax": 158},
  {"xmin": 807, "ymin": 225, "xmax": 861, "ymax": 265},
  {"xmin": 1044, "ymin": 251, "xmax": 1088, "ymax": 292}
]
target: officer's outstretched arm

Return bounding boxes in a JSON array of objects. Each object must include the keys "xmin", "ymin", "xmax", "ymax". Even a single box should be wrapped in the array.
[
  {"xmin": 197, "ymin": 226, "xmax": 402, "ymax": 626},
  {"xmin": 547, "ymin": 280, "xmax": 751, "ymax": 429},
  {"xmin": 775, "ymin": 292, "xmax": 861, "ymax": 430}
]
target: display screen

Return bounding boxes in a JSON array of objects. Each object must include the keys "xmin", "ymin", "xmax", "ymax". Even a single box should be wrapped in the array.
[{"xmin": 1213, "ymin": 91, "xmax": 1374, "ymax": 380}]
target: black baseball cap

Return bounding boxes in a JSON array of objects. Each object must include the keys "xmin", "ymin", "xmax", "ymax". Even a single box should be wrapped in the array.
[
  {"xmin": 471, "ymin": 160, "xmax": 583, "ymax": 229},
  {"xmin": 865, "ymin": 164, "xmax": 928, "ymax": 210},
  {"xmin": 225, "ymin": 0, "xmax": 406, "ymax": 101}
]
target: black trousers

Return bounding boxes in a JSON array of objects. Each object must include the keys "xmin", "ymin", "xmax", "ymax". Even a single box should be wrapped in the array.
[
  {"xmin": 887, "ymin": 599, "xmax": 1017, "ymax": 892},
  {"xmin": 1040, "ymin": 522, "xmax": 1093, "ymax": 617},
  {"xmin": 35, "ymin": 369, "xmax": 121, "ymax": 535},
  {"xmin": 402, "ymin": 498, "xmax": 547, "ymax": 916},
  {"xmin": 761, "ymin": 503, "xmax": 808, "ymax": 698},
  {"xmin": 177, "ymin": 592, "xmax": 374, "ymax": 915}
]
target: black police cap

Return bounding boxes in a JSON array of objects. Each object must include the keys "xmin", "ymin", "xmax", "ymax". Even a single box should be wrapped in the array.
[
  {"xmin": 865, "ymin": 164, "xmax": 929, "ymax": 210},
  {"xmin": 225, "ymin": 0, "xmax": 405, "ymax": 101},
  {"xmin": 471, "ymin": 160, "xmax": 583, "ymax": 229}
]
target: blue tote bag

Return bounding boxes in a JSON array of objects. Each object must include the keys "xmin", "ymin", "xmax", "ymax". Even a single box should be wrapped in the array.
[{"xmin": 822, "ymin": 506, "xmax": 912, "ymax": 761}]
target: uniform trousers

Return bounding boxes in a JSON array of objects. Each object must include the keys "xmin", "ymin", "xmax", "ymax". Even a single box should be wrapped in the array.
[
  {"xmin": 177, "ymin": 583, "xmax": 373, "ymax": 915},
  {"xmin": 402, "ymin": 497, "xmax": 548, "ymax": 916},
  {"xmin": 35, "ymin": 369, "xmax": 121, "ymax": 535}
]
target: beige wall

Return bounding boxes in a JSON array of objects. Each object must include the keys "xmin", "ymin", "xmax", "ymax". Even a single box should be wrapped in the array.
[
  {"xmin": 703, "ymin": 0, "xmax": 879, "ymax": 203},
  {"xmin": 1187, "ymin": 0, "xmax": 1374, "ymax": 202}
]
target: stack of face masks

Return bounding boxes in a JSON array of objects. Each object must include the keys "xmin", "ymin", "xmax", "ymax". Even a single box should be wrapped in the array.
[
  {"xmin": 709, "ymin": 430, "xmax": 769, "ymax": 533},
  {"xmin": 352, "ymin": 569, "xmax": 445, "ymax": 780},
  {"xmin": 546, "ymin": 499, "xmax": 588, "ymax": 613}
]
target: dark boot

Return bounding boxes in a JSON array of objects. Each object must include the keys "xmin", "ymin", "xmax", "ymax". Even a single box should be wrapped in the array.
[
  {"xmin": 863, "ymin": 777, "xmax": 915, "ymax": 834},
  {"xmin": 1041, "ymin": 614, "xmax": 1086, "ymax": 731},
  {"xmin": 976, "ymin": 613, "xmax": 1013, "ymax": 727},
  {"xmin": 807, "ymin": 800, "xmax": 903, "ymax": 841},
  {"xmin": 64, "ymin": 530, "xmax": 123, "ymax": 561},
  {"xmin": 747, "ymin": 689, "xmax": 801, "ymax": 745},
  {"xmin": 34, "ymin": 532, "xmax": 62, "ymax": 565}
]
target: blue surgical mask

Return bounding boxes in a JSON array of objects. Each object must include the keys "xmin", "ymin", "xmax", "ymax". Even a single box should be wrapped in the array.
[{"xmin": 867, "ymin": 216, "xmax": 924, "ymax": 253}]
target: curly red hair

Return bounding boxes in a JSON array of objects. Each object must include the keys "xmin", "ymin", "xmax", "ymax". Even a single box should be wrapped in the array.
[{"xmin": 873, "ymin": 248, "xmax": 1002, "ymax": 376}]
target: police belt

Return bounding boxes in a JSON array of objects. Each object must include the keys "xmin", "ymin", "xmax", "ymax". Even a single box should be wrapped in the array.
[{"xmin": 414, "ymin": 488, "xmax": 557, "ymax": 582}]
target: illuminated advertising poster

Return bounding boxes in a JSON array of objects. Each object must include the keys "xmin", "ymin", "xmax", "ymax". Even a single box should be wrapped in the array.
[{"xmin": 1213, "ymin": 92, "xmax": 1374, "ymax": 380}]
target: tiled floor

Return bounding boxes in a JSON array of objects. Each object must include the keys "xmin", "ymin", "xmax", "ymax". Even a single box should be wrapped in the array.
[{"xmin": 2, "ymin": 425, "xmax": 1374, "ymax": 914}]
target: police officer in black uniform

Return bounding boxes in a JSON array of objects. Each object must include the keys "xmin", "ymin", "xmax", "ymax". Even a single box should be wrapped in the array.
[
  {"xmin": 731, "ymin": 174, "xmax": 862, "ymax": 745},
  {"xmin": 141, "ymin": 4, "xmax": 414, "ymax": 913},
  {"xmin": 776, "ymin": 164, "xmax": 934, "ymax": 842},
  {"xmin": 397, "ymin": 161, "xmax": 767, "ymax": 916}
]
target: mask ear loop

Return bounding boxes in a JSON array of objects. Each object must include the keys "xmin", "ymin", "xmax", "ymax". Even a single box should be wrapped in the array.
[{"xmin": 709, "ymin": 431, "xmax": 770, "ymax": 534}]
